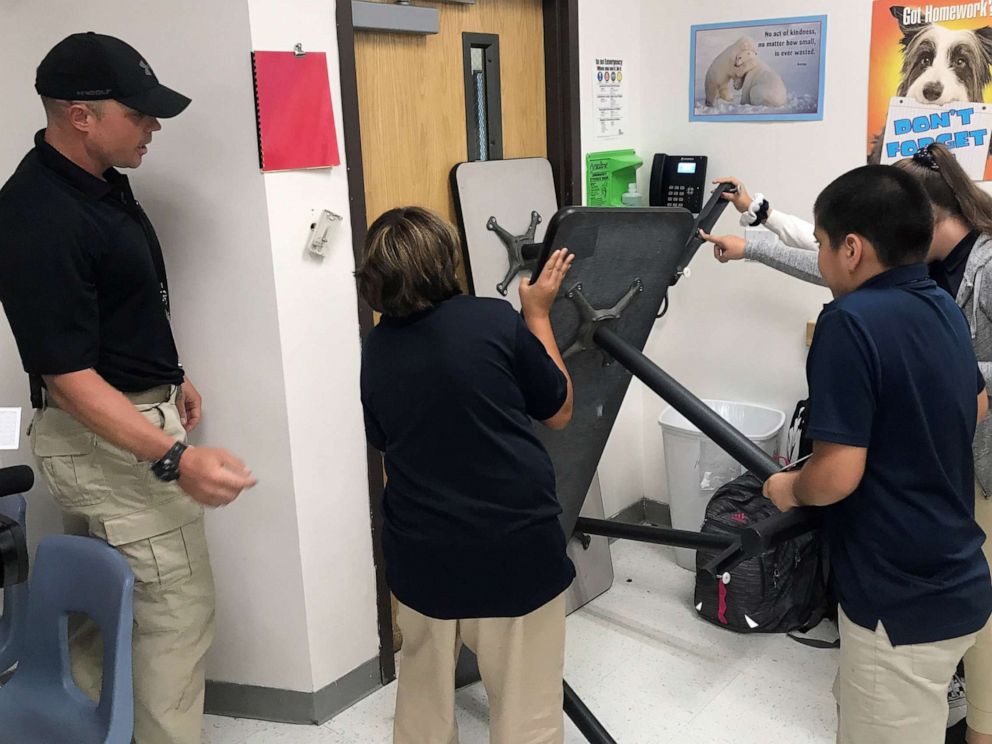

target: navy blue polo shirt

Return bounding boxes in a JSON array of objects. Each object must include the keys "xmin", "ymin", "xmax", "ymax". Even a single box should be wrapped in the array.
[
  {"xmin": 360, "ymin": 294, "xmax": 575, "ymax": 619},
  {"xmin": 807, "ymin": 263, "xmax": 992, "ymax": 645}
]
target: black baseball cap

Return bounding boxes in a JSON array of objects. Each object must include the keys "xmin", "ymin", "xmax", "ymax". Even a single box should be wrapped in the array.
[{"xmin": 35, "ymin": 32, "xmax": 190, "ymax": 118}]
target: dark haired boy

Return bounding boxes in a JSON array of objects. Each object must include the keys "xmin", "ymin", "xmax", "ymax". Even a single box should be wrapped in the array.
[
  {"xmin": 764, "ymin": 165, "xmax": 992, "ymax": 744},
  {"xmin": 357, "ymin": 207, "xmax": 576, "ymax": 744}
]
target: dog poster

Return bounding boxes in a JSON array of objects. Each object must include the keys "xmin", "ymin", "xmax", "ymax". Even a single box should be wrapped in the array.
[
  {"xmin": 690, "ymin": 15, "xmax": 827, "ymax": 122},
  {"xmin": 868, "ymin": 2, "xmax": 992, "ymax": 179}
]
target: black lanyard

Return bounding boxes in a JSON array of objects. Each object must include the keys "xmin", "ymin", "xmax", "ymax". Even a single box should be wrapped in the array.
[{"xmin": 109, "ymin": 181, "xmax": 171, "ymax": 315}]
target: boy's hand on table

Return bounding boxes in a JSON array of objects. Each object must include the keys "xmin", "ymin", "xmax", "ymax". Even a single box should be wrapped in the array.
[
  {"xmin": 763, "ymin": 472, "xmax": 801, "ymax": 512},
  {"xmin": 519, "ymin": 248, "xmax": 575, "ymax": 318}
]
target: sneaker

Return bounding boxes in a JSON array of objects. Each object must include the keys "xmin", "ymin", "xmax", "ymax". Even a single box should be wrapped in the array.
[{"xmin": 948, "ymin": 672, "xmax": 967, "ymax": 728}]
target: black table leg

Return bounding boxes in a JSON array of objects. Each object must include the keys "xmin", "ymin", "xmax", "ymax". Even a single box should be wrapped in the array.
[{"xmin": 564, "ymin": 679, "xmax": 618, "ymax": 743}]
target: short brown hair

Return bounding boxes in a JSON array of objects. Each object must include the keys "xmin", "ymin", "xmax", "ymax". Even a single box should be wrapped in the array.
[
  {"xmin": 355, "ymin": 207, "xmax": 462, "ymax": 317},
  {"xmin": 40, "ymin": 96, "xmax": 105, "ymax": 120}
]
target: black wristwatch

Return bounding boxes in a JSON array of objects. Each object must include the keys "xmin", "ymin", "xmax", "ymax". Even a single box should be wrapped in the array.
[{"xmin": 151, "ymin": 442, "xmax": 189, "ymax": 482}]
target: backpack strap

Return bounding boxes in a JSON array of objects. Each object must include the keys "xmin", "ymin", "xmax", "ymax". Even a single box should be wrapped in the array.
[{"xmin": 787, "ymin": 633, "xmax": 840, "ymax": 650}]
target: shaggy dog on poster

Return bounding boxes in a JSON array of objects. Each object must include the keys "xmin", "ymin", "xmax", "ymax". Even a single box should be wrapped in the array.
[{"xmin": 870, "ymin": 5, "xmax": 992, "ymax": 161}]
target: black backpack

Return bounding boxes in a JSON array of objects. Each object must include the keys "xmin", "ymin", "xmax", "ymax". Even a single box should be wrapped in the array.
[{"xmin": 693, "ymin": 472, "xmax": 830, "ymax": 634}]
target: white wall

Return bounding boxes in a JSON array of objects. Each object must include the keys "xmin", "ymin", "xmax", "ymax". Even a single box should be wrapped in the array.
[
  {"xmin": 578, "ymin": 0, "xmax": 649, "ymax": 517},
  {"xmin": 0, "ymin": 0, "xmax": 378, "ymax": 695},
  {"xmin": 0, "ymin": 15, "xmax": 81, "ymax": 549},
  {"xmin": 578, "ymin": 1, "xmax": 874, "ymax": 510},
  {"xmin": 246, "ymin": 0, "xmax": 380, "ymax": 692},
  {"xmin": 634, "ymin": 1, "xmax": 873, "ymax": 502}
]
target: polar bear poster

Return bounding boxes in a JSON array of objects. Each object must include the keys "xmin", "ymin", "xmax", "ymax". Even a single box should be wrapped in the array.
[
  {"xmin": 739, "ymin": 58, "xmax": 789, "ymax": 107},
  {"xmin": 691, "ymin": 15, "xmax": 827, "ymax": 122},
  {"xmin": 704, "ymin": 36, "xmax": 759, "ymax": 106}
]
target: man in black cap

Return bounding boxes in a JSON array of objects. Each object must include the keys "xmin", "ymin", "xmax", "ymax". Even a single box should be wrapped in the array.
[{"xmin": 0, "ymin": 32, "xmax": 256, "ymax": 744}]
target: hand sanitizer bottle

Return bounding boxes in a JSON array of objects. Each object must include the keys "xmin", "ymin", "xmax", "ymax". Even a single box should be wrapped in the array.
[{"xmin": 621, "ymin": 182, "xmax": 641, "ymax": 207}]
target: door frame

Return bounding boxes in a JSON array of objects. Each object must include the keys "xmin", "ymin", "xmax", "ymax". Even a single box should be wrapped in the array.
[{"xmin": 336, "ymin": 0, "xmax": 582, "ymax": 684}]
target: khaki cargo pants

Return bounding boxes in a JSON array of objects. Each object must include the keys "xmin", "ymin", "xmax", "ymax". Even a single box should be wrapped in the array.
[{"xmin": 31, "ymin": 385, "xmax": 214, "ymax": 744}]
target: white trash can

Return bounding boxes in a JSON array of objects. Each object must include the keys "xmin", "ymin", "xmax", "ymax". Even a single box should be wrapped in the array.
[{"xmin": 659, "ymin": 400, "xmax": 785, "ymax": 570}]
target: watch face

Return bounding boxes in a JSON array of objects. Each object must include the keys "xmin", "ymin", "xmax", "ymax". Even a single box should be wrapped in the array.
[{"xmin": 152, "ymin": 443, "xmax": 186, "ymax": 482}]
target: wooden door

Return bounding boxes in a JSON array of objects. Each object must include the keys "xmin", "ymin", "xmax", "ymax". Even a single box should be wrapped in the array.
[{"xmin": 356, "ymin": 0, "xmax": 548, "ymax": 231}]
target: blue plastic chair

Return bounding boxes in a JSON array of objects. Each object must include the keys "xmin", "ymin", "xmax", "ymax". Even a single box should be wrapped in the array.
[
  {"xmin": 0, "ymin": 494, "xmax": 27, "ymax": 674},
  {"xmin": 0, "ymin": 535, "xmax": 135, "ymax": 744}
]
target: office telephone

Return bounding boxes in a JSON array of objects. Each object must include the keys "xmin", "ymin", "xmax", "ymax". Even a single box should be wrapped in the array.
[{"xmin": 649, "ymin": 154, "xmax": 708, "ymax": 213}]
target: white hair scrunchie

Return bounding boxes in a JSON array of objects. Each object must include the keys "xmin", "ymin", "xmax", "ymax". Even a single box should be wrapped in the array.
[{"xmin": 739, "ymin": 193, "xmax": 767, "ymax": 227}]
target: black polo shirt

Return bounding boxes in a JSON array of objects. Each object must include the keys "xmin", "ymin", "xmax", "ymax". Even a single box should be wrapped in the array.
[
  {"xmin": 929, "ymin": 230, "xmax": 979, "ymax": 299},
  {"xmin": 807, "ymin": 264, "xmax": 992, "ymax": 645},
  {"xmin": 0, "ymin": 131, "xmax": 183, "ymax": 392},
  {"xmin": 361, "ymin": 294, "xmax": 575, "ymax": 619}
]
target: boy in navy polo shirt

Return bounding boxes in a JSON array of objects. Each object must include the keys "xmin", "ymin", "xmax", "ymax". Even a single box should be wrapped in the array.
[
  {"xmin": 357, "ymin": 207, "xmax": 575, "ymax": 744},
  {"xmin": 764, "ymin": 165, "xmax": 992, "ymax": 744}
]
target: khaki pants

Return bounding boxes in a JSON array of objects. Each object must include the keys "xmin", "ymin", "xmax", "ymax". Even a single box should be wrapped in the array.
[
  {"xmin": 394, "ymin": 592, "xmax": 566, "ymax": 744},
  {"xmin": 835, "ymin": 605, "xmax": 978, "ymax": 744},
  {"xmin": 31, "ymin": 386, "xmax": 215, "ymax": 744},
  {"xmin": 968, "ymin": 485, "xmax": 992, "ymax": 733}
]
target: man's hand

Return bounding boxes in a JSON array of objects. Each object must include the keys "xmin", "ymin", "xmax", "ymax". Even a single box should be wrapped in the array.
[
  {"xmin": 178, "ymin": 447, "xmax": 257, "ymax": 508},
  {"xmin": 45, "ymin": 369, "xmax": 256, "ymax": 508},
  {"xmin": 763, "ymin": 472, "xmax": 801, "ymax": 512},
  {"xmin": 700, "ymin": 230, "xmax": 746, "ymax": 263},
  {"xmin": 519, "ymin": 248, "xmax": 575, "ymax": 319},
  {"xmin": 178, "ymin": 379, "xmax": 202, "ymax": 433},
  {"xmin": 712, "ymin": 177, "xmax": 753, "ymax": 213}
]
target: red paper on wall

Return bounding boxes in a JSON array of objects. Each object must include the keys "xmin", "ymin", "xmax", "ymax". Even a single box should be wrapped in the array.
[{"xmin": 251, "ymin": 51, "xmax": 340, "ymax": 172}]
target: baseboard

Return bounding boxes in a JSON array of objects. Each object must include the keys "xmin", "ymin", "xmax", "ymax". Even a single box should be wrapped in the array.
[
  {"xmin": 642, "ymin": 499, "xmax": 671, "ymax": 527},
  {"xmin": 609, "ymin": 498, "xmax": 671, "ymax": 528},
  {"xmin": 204, "ymin": 655, "xmax": 381, "ymax": 725},
  {"xmin": 609, "ymin": 499, "xmax": 647, "ymax": 526},
  {"xmin": 203, "ymin": 501, "xmax": 671, "ymax": 724}
]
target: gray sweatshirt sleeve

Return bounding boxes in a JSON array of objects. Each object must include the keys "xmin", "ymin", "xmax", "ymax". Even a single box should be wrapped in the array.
[
  {"xmin": 742, "ymin": 209, "xmax": 826, "ymax": 287},
  {"xmin": 973, "ymin": 259, "xmax": 992, "ymax": 393},
  {"xmin": 744, "ymin": 238, "xmax": 827, "ymax": 287},
  {"xmin": 980, "ymin": 362, "xmax": 992, "ymax": 393}
]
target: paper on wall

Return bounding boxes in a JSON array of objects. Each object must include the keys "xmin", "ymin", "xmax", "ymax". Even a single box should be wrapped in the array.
[
  {"xmin": 880, "ymin": 98, "xmax": 992, "ymax": 180},
  {"xmin": 594, "ymin": 57, "xmax": 627, "ymax": 139},
  {"xmin": 0, "ymin": 408, "xmax": 21, "ymax": 451}
]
